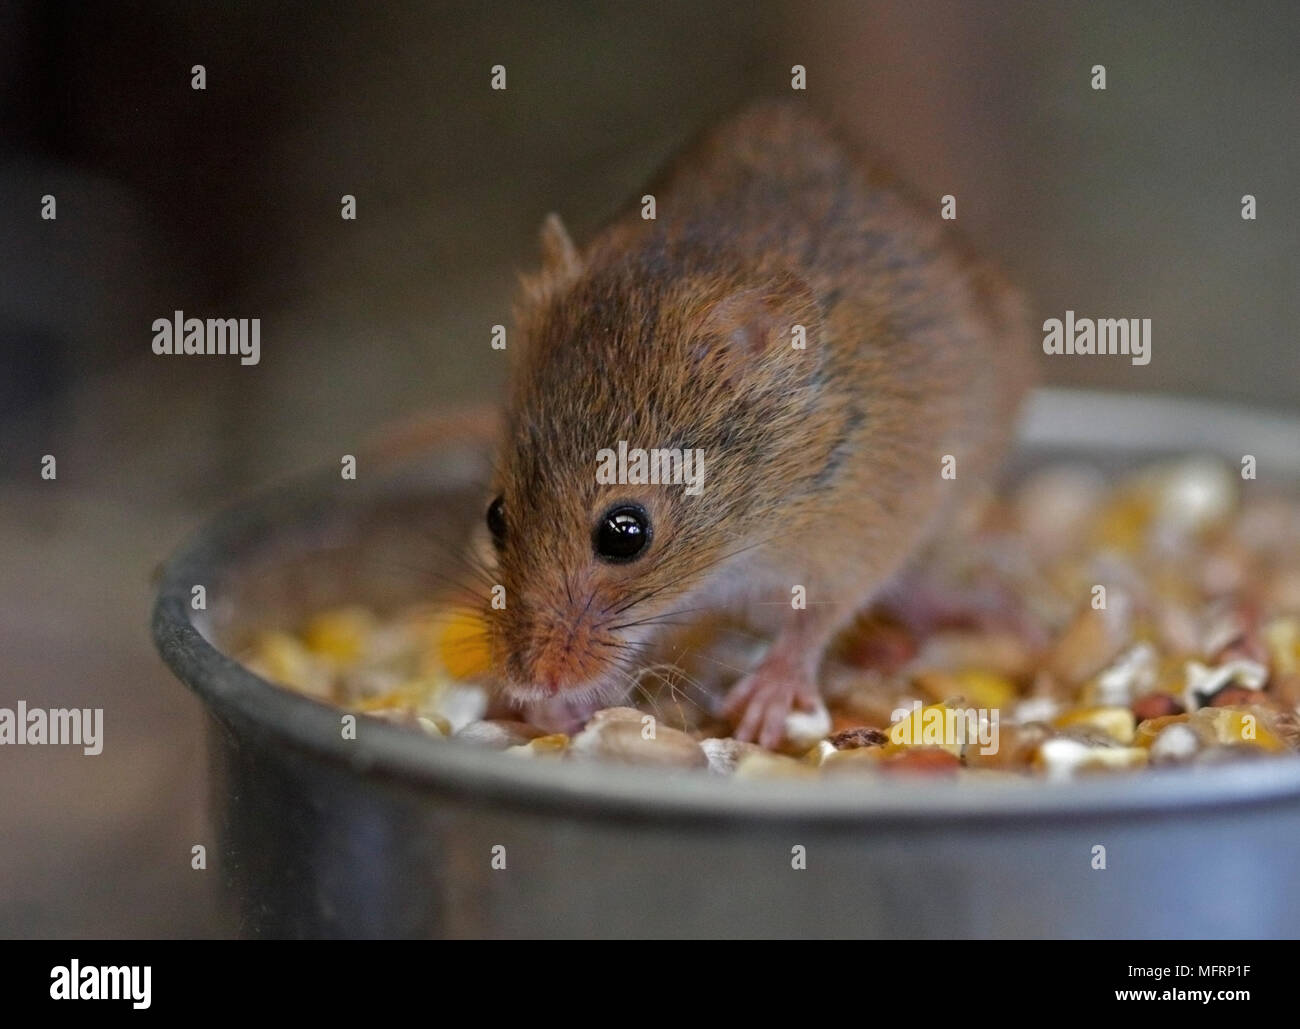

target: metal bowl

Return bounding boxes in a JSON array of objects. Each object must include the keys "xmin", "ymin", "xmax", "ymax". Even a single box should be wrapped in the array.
[{"xmin": 151, "ymin": 389, "xmax": 1300, "ymax": 938}]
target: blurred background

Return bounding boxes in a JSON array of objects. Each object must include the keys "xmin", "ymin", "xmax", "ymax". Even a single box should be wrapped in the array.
[{"xmin": 1, "ymin": 1, "xmax": 1296, "ymax": 937}]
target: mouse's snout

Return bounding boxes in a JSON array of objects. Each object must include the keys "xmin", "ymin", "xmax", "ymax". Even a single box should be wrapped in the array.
[
  {"xmin": 526, "ymin": 622, "xmax": 605, "ymax": 696},
  {"xmin": 491, "ymin": 571, "xmax": 631, "ymax": 704}
]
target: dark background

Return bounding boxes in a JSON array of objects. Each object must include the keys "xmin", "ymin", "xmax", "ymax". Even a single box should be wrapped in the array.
[{"xmin": 1, "ymin": 1, "xmax": 1296, "ymax": 936}]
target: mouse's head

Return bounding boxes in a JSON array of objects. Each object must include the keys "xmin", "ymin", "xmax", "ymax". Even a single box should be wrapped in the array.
[{"xmin": 482, "ymin": 214, "xmax": 833, "ymax": 704}]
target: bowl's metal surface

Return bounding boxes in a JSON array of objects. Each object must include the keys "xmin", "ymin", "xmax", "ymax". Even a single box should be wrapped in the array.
[{"xmin": 152, "ymin": 390, "xmax": 1300, "ymax": 938}]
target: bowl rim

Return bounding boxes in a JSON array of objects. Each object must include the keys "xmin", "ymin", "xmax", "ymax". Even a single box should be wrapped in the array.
[{"xmin": 151, "ymin": 388, "xmax": 1300, "ymax": 826}]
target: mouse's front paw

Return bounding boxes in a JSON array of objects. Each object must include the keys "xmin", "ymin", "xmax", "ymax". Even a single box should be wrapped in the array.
[{"xmin": 721, "ymin": 662, "xmax": 819, "ymax": 749}]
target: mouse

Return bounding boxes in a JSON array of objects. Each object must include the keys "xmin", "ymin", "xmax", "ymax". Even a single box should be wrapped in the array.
[{"xmin": 480, "ymin": 99, "xmax": 1035, "ymax": 748}]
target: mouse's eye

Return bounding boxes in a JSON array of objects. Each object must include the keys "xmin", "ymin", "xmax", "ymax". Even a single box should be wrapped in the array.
[
  {"xmin": 486, "ymin": 495, "xmax": 507, "ymax": 545},
  {"xmin": 593, "ymin": 503, "xmax": 652, "ymax": 563}
]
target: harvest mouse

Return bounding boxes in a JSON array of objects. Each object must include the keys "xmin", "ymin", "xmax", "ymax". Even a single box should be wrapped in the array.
[{"xmin": 482, "ymin": 100, "xmax": 1034, "ymax": 747}]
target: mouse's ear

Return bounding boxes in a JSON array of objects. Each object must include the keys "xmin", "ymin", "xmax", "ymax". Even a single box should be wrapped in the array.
[
  {"xmin": 539, "ymin": 212, "xmax": 582, "ymax": 279},
  {"xmin": 517, "ymin": 213, "xmax": 584, "ymax": 311},
  {"xmin": 693, "ymin": 273, "xmax": 820, "ymax": 368}
]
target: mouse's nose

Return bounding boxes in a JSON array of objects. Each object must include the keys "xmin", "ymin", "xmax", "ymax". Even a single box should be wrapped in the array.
[
  {"xmin": 530, "ymin": 650, "xmax": 574, "ymax": 695},
  {"xmin": 525, "ymin": 621, "xmax": 609, "ymax": 695},
  {"xmin": 509, "ymin": 580, "xmax": 612, "ymax": 695}
]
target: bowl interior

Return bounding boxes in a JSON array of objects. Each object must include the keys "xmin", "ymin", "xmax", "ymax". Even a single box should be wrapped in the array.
[{"xmin": 153, "ymin": 389, "xmax": 1300, "ymax": 824}]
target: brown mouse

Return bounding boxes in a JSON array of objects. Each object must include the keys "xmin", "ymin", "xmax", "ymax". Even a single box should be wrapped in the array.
[{"xmin": 482, "ymin": 99, "xmax": 1035, "ymax": 747}]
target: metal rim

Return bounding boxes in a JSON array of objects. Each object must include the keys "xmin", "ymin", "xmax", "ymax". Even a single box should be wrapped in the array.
[{"xmin": 151, "ymin": 389, "xmax": 1300, "ymax": 825}]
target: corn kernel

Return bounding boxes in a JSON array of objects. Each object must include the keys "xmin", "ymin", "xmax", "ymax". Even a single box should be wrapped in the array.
[
  {"xmin": 819, "ymin": 746, "xmax": 887, "ymax": 774},
  {"xmin": 354, "ymin": 686, "xmax": 422, "ymax": 712},
  {"xmin": 250, "ymin": 630, "xmax": 331, "ymax": 696},
  {"xmin": 1203, "ymin": 708, "xmax": 1285, "ymax": 752},
  {"xmin": 1134, "ymin": 713, "xmax": 1189, "ymax": 748},
  {"xmin": 506, "ymin": 733, "xmax": 569, "ymax": 758},
  {"xmin": 1034, "ymin": 738, "xmax": 1149, "ymax": 779},
  {"xmin": 885, "ymin": 702, "xmax": 965, "ymax": 757},
  {"xmin": 1263, "ymin": 618, "xmax": 1300, "ymax": 676},
  {"xmin": 1054, "ymin": 705, "xmax": 1137, "ymax": 744},
  {"xmin": 952, "ymin": 670, "xmax": 1016, "ymax": 709},
  {"xmin": 303, "ymin": 606, "xmax": 375, "ymax": 665},
  {"xmin": 802, "ymin": 740, "xmax": 838, "ymax": 766},
  {"xmin": 1091, "ymin": 490, "xmax": 1153, "ymax": 552}
]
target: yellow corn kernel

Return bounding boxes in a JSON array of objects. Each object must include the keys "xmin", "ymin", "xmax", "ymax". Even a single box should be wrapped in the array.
[
  {"xmin": 1263, "ymin": 618, "xmax": 1300, "ymax": 676},
  {"xmin": 354, "ymin": 686, "xmax": 421, "ymax": 712},
  {"xmin": 436, "ymin": 608, "xmax": 493, "ymax": 680},
  {"xmin": 952, "ymin": 670, "xmax": 1016, "ymax": 710},
  {"xmin": 885, "ymin": 702, "xmax": 965, "ymax": 757},
  {"xmin": 1054, "ymin": 705, "xmax": 1137, "ymax": 744},
  {"xmin": 506, "ymin": 733, "xmax": 569, "ymax": 758},
  {"xmin": 303, "ymin": 606, "xmax": 374, "ymax": 665},
  {"xmin": 250, "ymin": 630, "xmax": 327, "ymax": 694},
  {"xmin": 1091, "ymin": 491, "xmax": 1152, "ymax": 552},
  {"xmin": 1204, "ymin": 709, "xmax": 1285, "ymax": 752},
  {"xmin": 1155, "ymin": 654, "xmax": 1190, "ymax": 693}
]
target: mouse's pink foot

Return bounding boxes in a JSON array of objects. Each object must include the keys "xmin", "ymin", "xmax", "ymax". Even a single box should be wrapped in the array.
[{"xmin": 722, "ymin": 659, "xmax": 819, "ymax": 749}]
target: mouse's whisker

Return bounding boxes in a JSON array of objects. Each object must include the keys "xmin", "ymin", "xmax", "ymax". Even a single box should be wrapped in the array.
[
  {"xmin": 404, "ymin": 527, "xmax": 499, "ymax": 588},
  {"xmin": 346, "ymin": 556, "xmax": 490, "ymax": 604},
  {"xmin": 601, "ymin": 604, "xmax": 716, "ymax": 634},
  {"xmin": 634, "ymin": 662, "xmax": 714, "ymax": 719},
  {"xmin": 606, "ymin": 534, "xmax": 779, "ymax": 619}
]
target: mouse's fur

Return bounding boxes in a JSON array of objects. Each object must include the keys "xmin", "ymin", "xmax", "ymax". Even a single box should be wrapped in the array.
[{"xmin": 485, "ymin": 100, "xmax": 1035, "ymax": 742}]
